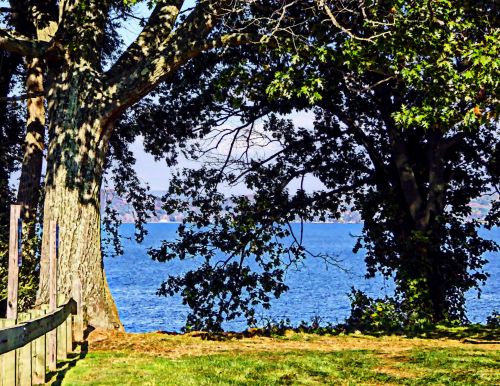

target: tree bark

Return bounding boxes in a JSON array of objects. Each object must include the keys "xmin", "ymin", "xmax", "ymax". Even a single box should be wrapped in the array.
[
  {"xmin": 24, "ymin": 0, "xmax": 126, "ymax": 330},
  {"xmin": 0, "ymin": 51, "xmax": 21, "ymax": 228},
  {"xmin": 17, "ymin": 57, "xmax": 45, "ymax": 221},
  {"xmin": 40, "ymin": 174, "xmax": 122, "ymax": 329},
  {"xmin": 37, "ymin": 107, "xmax": 122, "ymax": 329},
  {"xmin": 34, "ymin": 51, "xmax": 123, "ymax": 328}
]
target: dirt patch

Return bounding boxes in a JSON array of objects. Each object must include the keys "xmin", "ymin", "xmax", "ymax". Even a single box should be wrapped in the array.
[
  {"xmin": 372, "ymin": 365, "xmax": 419, "ymax": 380},
  {"xmin": 87, "ymin": 329, "xmax": 500, "ymax": 359}
]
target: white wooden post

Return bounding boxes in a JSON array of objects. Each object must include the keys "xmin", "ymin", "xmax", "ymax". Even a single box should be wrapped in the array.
[
  {"xmin": 16, "ymin": 312, "xmax": 32, "ymax": 385},
  {"xmin": 7, "ymin": 205, "xmax": 21, "ymax": 320},
  {"xmin": 72, "ymin": 277, "xmax": 84, "ymax": 343}
]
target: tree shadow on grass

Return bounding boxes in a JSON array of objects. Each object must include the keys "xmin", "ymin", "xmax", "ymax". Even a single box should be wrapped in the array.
[
  {"xmin": 46, "ymin": 326, "xmax": 94, "ymax": 385},
  {"xmin": 405, "ymin": 325, "xmax": 500, "ymax": 343},
  {"xmin": 46, "ymin": 341, "xmax": 88, "ymax": 386},
  {"xmin": 191, "ymin": 324, "xmax": 500, "ymax": 343}
]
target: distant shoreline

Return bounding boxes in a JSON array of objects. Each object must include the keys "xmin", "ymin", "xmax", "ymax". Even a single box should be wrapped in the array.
[
  {"xmin": 103, "ymin": 192, "xmax": 497, "ymax": 224},
  {"xmin": 120, "ymin": 221, "xmax": 364, "ymax": 225}
]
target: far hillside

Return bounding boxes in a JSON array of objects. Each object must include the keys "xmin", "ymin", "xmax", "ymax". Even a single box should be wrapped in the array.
[{"xmin": 100, "ymin": 190, "xmax": 498, "ymax": 225}]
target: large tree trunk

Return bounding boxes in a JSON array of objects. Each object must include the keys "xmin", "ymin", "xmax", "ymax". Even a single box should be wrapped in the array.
[
  {"xmin": 40, "ymin": 174, "xmax": 122, "ymax": 330},
  {"xmin": 37, "ymin": 78, "xmax": 122, "ymax": 329},
  {"xmin": 29, "ymin": 0, "xmax": 125, "ymax": 330}
]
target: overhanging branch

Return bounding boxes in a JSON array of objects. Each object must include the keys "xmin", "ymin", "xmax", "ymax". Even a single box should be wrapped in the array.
[
  {"xmin": 102, "ymin": 0, "xmax": 266, "ymax": 122},
  {"xmin": 0, "ymin": 91, "xmax": 45, "ymax": 102},
  {"xmin": 0, "ymin": 28, "xmax": 49, "ymax": 57},
  {"xmin": 104, "ymin": 30, "xmax": 262, "ymax": 121}
]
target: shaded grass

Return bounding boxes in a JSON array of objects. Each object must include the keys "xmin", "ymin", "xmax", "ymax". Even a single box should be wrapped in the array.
[
  {"xmin": 57, "ymin": 330, "xmax": 500, "ymax": 386},
  {"xmin": 408, "ymin": 324, "xmax": 500, "ymax": 342}
]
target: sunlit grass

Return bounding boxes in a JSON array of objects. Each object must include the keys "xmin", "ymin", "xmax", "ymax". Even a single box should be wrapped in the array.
[{"xmin": 54, "ymin": 330, "xmax": 499, "ymax": 386}]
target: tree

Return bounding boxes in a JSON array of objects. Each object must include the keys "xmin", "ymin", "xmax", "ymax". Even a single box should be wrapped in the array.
[
  {"xmin": 0, "ymin": 0, "xmax": 286, "ymax": 329},
  {"xmin": 1, "ymin": 1, "xmax": 60, "ymax": 310},
  {"xmin": 0, "ymin": 48, "xmax": 24, "ymax": 307},
  {"xmin": 149, "ymin": 0, "xmax": 499, "ymax": 329}
]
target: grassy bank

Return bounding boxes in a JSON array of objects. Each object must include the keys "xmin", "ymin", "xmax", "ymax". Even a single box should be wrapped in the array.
[{"xmin": 52, "ymin": 328, "xmax": 499, "ymax": 385}]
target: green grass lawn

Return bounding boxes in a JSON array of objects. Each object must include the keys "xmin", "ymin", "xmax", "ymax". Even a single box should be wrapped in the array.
[{"xmin": 51, "ymin": 329, "xmax": 499, "ymax": 386}]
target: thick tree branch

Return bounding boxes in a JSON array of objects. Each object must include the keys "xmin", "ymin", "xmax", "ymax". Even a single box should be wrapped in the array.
[
  {"xmin": 0, "ymin": 91, "xmax": 45, "ymax": 102},
  {"xmin": 106, "ymin": 0, "xmax": 185, "ymax": 83},
  {"xmin": 102, "ymin": 1, "xmax": 261, "ymax": 121},
  {"xmin": 442, "ymin": 132, "xmax": 466, "ymax": 152},
  {"xmin": 338, "ymin": 111, "xmax": 390, "ymax": 186},
  {"xmin": 0, "ymin": 28, "xmax": 49, "ymax": 57},
  {"xmin": 105, "ymin": 32, "xmax": 257, "ymax": 119}
]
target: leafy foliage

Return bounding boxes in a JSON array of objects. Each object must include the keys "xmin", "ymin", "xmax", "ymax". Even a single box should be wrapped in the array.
[
  {"xmin": 344, "ymin": 289, "xmax": 405, "ymax": 333},
  {"xmin": 486, "ymin": 311, "xmax": 500, "ymax": 328},
  {"xmin": 148, "ymin": 0, "xmax": 499, "ymax": 330},
  {"xmin": 0, "ymin": 49, "xmax": 28, "ymax": 306},
  {"xmin": 149, "ymin": 167, "xmax": 309, "ymax": 331}
]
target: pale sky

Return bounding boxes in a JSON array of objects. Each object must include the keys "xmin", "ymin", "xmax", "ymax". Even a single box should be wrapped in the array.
[{"xmin": 129, "ymin": 111, "xmax": 322, "ymax": 194}]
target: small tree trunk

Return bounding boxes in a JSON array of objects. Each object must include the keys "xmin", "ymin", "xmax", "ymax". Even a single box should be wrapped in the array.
[
  {"xmin": 13, "ymin": 3, "xmax": 58, "ymax": 309},
  {"xmin": 17, "ymin": 57, "xmax": 45, "ymax": 220},
  {"xmin": 16, "ymin": 10, "xmax": 57, "ymax": 220},
  {"xmin": 0, "ymin": 50, "xmax": 21, "ymax": 229}
]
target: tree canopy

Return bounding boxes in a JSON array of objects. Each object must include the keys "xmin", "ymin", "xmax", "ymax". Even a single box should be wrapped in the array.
[
  {"xmin": 147, "ymin": 0, "xmax": 499, "ymax": 330},
  {"xmin": 0, "ymin": 0, "xmax": 498, "ymax": 331},
  {"xmin": 0, "ymin": 0, "xmax": 291, "ymax": 328}
]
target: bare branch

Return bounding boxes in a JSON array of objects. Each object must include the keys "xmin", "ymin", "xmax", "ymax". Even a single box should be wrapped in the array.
[{"xmin": 316, "ymin": 0, "xmax": 391, "ymax": 42}]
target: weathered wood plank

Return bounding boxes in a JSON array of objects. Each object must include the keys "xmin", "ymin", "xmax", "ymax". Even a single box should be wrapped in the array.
[
  {"xmin": 0, "ymin": 319, "xmax": 16, "ymax": 386},
  {"xmin": 48, "ymin": 220, "xmax": 57, "ymax": 372},
  {"xmin": 72, "ymin": 278, "xmax": 84, "ymax": 342},
  {"xmin": 0, "ymin": 300, "xmax": 76, "ymax": 355},
  {"xmin": 66, "ymin": 314, "xmax": 73, "ymax": 354},
  {"xmin": 16, "ymin": 312, "xmax": 32, "ymax": 386},
  {"xmin": 56, "ymin": 295, "xmax": 67, "ymax": 360},
  {"xmin": 30, "ymin": 310, "xmax": 46, "ymax": 385},
  {"xmin": 57, "ymin": 319, "xmax": 67, "ymax": 360},
  {"xmin": 7, "ymin": 205, "xmax": 21, "ymax": 320}
]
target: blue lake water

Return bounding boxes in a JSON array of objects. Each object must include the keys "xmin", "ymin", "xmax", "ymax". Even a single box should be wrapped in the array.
[{"xmin": 104, "ymin": 223, "xmax": 500, "ymax": 332}]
